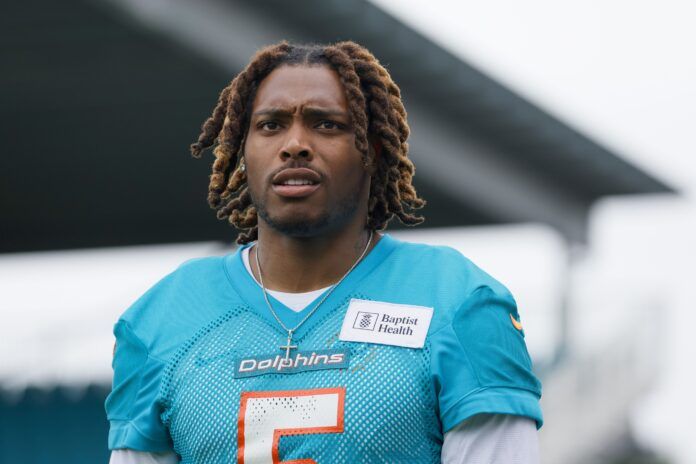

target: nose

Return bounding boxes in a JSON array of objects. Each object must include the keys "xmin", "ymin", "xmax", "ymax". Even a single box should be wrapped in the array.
[{"xmin": 279, "ymin": 125, "xmax": 313, "ymax": 162}]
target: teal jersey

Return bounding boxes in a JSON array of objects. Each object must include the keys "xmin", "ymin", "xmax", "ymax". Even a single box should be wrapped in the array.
[{"xmin": 105, "ymin": 234, "xmax": 542, "ymax": 463}]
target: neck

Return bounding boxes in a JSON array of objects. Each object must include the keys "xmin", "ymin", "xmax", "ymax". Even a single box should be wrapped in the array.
[{"xmin": 251, "ymin": 222, "xmax": 379, "ymax": 293}]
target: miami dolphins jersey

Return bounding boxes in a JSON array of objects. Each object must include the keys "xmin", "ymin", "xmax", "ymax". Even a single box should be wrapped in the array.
[{"xmin": 105, "ymin": 234, "xmax": 542, "ymax": 463}]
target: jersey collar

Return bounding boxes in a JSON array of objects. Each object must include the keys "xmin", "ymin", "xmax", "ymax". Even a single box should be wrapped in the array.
[{"xmin": 223, "ymin": 233, "xmax": 399, "ymax": 341}]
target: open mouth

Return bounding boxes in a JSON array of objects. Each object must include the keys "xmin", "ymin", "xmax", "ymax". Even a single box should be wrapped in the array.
[
  {"xmin": 271, "ymin": 168, "xmax": 322, "ymax": 198},
  {"xmin": 277, "ymin": 179, "xmax": 318, "ymax": 186}
]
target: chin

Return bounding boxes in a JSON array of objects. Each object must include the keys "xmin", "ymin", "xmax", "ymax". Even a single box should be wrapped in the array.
[
  {"xmin": 261, "ymin": 210, "xmax": 333, "ymax": 237},
  {"xmin": 253, "ymin": 190, "xmax": 364, "ymax": 238}
]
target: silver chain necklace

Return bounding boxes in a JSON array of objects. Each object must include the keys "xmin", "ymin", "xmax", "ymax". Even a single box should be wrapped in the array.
[{"xmin": 254, "ymin": 230, "xmax": 374, "ymax": 359}]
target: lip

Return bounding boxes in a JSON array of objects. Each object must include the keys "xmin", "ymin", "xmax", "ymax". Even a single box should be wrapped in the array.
[
  {"xmin": 272, "ymin": 167, "xmax": 322, "ymax": 185},
  {"xmin": 271, "ymin": 167, "xmax": 322, "ymax": 199},
  {"xmin": 272, "ymin": 183, "xmax": 321, "ymax": 198}
]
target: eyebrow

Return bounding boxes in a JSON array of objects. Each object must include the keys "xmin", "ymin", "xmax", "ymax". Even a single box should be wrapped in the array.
[{"xmin": 252, "ymin": 106, "xmax": 349, "ymax": 119}]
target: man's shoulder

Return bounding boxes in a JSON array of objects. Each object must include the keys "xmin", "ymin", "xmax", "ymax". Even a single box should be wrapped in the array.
[
  {"xmin": 117, "ymin": 254, "xmax": 236, "ymax": 360},
  {"xmin": 378, "ymin": 236, "xmax": 516, "ymax": 332},
  {"xmin": 387, "ymin": 236, "xmax": 510, "ymax": 297},
  {"xmin": 120, "ymin": 254, "xmax": 227, "ymax": 314}
]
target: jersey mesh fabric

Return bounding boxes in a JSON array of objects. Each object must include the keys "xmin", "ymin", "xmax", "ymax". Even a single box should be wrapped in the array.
[{"xmin": 159, "ymin": 292, "xmax": 440, "ymax": 463}]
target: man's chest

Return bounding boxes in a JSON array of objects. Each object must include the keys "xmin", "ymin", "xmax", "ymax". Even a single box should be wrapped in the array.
[{"xmin": 161, "ymin": 303, "xmax": 442, "ymax": 463}]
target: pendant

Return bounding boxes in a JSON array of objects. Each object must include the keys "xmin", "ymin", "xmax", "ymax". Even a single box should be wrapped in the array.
[{"xmin": 279, "ymin": 329, "xmax": 298, "ymax": 360}]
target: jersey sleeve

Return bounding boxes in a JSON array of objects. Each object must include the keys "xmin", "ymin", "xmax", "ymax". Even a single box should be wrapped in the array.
[
  {"xmin": 105, "ymin": 319, "xmax": 173, "ymax": 452},
  {"xmin": 441, "ymin": 414, "xmax": 539, "ymax": 463},
  {"xmin": 110, "ymin": 450, "xmax": 180, "ymax": 464},
  {"xmin": 430, "ymin": 285, "xmax": 543, "ymax": 432}
]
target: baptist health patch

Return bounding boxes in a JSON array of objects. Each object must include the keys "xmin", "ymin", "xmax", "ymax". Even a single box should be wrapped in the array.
[
  {"xmin": 233, "ymin": 349, "xmax": 350, "ymax": 378},
  {"xmin": 339, "ymin": 298, "xmax": 433, "ymax": 348}
]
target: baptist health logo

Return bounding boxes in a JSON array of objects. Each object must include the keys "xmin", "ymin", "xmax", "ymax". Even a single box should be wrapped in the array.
[
  {"xmin": 353, "ymin": 311, "xmax": 379, "ymax": 330},
  {"xmin": 353, "ymin": 311, "xmax": 417, "ymax": 335}
]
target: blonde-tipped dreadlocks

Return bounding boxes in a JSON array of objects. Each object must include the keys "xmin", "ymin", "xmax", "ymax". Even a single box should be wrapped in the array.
[{"xmin": 190, "ymin": 40, "xmax": 425, "ymax": 244}]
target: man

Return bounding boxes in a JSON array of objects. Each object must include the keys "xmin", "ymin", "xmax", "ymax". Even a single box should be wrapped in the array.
[{"xmin": 106, "ymin": 41, "xmax": 542, "ymax": 463}]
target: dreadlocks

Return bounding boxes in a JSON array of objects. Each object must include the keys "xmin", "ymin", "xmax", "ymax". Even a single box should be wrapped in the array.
[{"xmin": 190, "ymin": 40, "xmax": 425, "ymax": 244}]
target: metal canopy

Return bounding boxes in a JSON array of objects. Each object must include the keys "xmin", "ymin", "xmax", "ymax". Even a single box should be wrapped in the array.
[{"xmin": 0, "ymin": 0, "xmax": 672, "ymax": 253}]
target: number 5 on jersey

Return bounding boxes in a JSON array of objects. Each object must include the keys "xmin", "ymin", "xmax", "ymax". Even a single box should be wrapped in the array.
[{"xmin": 237, "ymin": 387, "xmax": 346, "ymax": 464}]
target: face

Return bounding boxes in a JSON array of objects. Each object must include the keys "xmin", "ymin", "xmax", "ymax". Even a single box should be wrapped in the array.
[{"xmin": 244, "ymin": 64, "xmax": 371, "ymax": 237}]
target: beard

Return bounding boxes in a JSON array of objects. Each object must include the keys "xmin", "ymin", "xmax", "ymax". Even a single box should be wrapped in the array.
[{"xmin": 250, "ymin": 186, "xmax": 364, "ymax": 237}]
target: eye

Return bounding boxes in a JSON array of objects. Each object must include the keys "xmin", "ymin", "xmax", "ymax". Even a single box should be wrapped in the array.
[
  {"xmin": 258, "ymin": 121, "xmax": 281, "ymax": 131},
  {"xmin": 316, "ymin": 120, "xmax": 341, "ymax": 130}
]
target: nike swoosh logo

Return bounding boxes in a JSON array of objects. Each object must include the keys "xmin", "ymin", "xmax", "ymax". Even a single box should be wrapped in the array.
[{"xmin": 509, "ymin": 313, "xmax": 523, "ymax": 331}]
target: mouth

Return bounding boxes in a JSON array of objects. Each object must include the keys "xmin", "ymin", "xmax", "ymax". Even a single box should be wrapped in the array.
[{"xmin": 271, "ymin": 167, "xmax": 322, "ymax": 198}]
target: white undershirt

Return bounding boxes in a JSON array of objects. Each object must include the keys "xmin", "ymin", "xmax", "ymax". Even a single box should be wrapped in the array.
[
  {"xmin": 109, "ymin": 244, "xmax": 539, "ymax": 463},
  {"xmin": 241, "ymin": 245, "xmax": 332, "ymax": 312}
]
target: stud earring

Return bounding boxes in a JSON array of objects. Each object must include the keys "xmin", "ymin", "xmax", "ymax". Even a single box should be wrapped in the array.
[{"xmin": 238, "ymin": 135, "xmax": 247, "ymax": 172}]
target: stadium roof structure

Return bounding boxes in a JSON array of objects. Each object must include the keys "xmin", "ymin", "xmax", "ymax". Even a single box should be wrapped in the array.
[{"xmin": 1, "ymin": 0, "xmax": 673, "ymax": 253}]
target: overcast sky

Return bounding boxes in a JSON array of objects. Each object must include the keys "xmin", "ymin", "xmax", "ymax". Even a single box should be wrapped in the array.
[{"xmin": 370, "ymin": 0, "xmax": 696, "ymax": 195}]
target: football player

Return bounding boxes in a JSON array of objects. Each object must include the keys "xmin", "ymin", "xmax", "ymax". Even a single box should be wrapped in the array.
[{"xmin": 106, "ymin": 41, "xmax": 542, "ymax": 463}]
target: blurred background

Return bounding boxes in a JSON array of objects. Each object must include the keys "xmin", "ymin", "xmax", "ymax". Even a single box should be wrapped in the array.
[{"xmin": 1, "ymin": 0, "xmax": 694, "ymax": 462}]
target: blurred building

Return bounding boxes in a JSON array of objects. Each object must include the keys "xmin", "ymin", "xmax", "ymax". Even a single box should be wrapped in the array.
[{"xmin": 0, "ymin": 0, "xmax": 672, "ymax": 463}]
